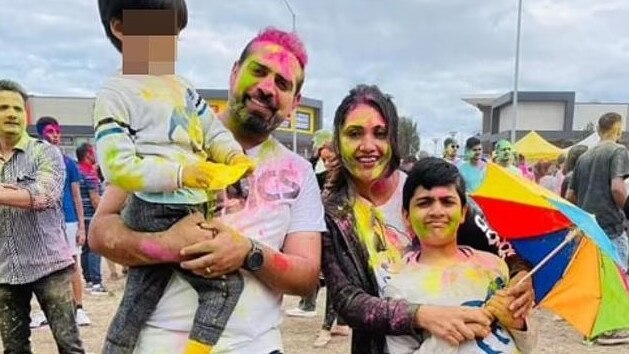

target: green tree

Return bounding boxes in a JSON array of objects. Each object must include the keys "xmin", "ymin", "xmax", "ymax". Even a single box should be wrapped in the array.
[{"xmin": 398, "ymin": 116, "xmax": 420, "ymax": 158}]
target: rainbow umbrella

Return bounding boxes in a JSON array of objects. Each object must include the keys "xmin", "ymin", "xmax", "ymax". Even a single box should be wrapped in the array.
[{"xmin": 469, "ymin": 162, "xmax": 629, "ymax": 339}]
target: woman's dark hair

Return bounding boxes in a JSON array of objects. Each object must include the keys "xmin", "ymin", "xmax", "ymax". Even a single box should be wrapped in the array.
[
  {"xmin": 324, "ymin": 84, "xmax": 401, "ymax": 201},
  {"xmin": 563, "ymin": 144, "xmax": 588, "ymax": 175},
  {"xmin": 98, "ymin": 0, "xmax": 188, "ymax": 52},
  {"xmin": 402, "ymin": 157, "xmax": 467, "ymax": 212}
]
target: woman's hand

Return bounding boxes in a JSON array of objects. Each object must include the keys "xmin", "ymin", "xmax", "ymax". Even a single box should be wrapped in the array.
[
  {"xmin": 505, "ymin": 271, "xmax": 535, "ymax": 319},
  {"xmin": 414, "ymin": 305, "xmax": 493, "ymax": 346}
]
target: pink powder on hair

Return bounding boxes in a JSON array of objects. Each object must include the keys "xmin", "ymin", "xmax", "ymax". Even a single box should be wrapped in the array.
[{"xmin": 252, "ymin": 27, "xmax": 308, "ymax": 68}]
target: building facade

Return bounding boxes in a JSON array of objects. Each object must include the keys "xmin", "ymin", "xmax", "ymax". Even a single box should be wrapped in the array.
[
  {"xmin": 26, "ymin": 90, "xmax": 323, "ymax": 158},
  {"xmin": 463, "ymin": 91, "xmax": 629, "ymax": 147}
]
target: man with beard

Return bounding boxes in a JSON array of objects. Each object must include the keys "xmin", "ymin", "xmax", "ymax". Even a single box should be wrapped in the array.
[
  {"xmin": 458, "ymin": 136, "xmax": 486, "ymax": 192},
  {"xmin": 89, "ymin": 28, "xmax": 325, "ymax": 354}
]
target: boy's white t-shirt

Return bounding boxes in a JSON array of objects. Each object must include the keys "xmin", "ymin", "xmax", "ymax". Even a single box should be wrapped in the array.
[
  {"xmin": 133, "ymin": 138, "xmax": 326, "ymax": 354},
  {"xmin": 382, "ymin": 248, "xmax": 522, "ymax": 354}
]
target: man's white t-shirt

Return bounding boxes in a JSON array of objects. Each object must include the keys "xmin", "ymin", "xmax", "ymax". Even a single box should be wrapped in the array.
[{"xmin": 133, "ymin": 137, "xmax": 326, "ymax": 354}]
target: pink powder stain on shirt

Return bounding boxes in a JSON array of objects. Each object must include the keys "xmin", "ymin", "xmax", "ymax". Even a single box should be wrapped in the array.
[{"xmin": 139, "ymin": 240, "xmax": 180, "ymax": 262}]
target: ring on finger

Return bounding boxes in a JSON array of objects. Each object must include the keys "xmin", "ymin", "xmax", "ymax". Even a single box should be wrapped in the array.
[{"xmin": 205, "ymin": 267, "xmax": 212, "ymax": 275}]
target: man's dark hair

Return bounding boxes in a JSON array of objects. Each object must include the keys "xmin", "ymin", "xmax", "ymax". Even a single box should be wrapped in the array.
[
  {"xmin": 0, "ymin": 79, "xmax": 28, "ymax": 102},
  {"xmin": 443, "ymin": 137, "xmax": 457, "ymax": 148},
  {"xmin": 598, "ymin": 112, "xmax": 623, "ymax": 135},
  {"xmin": 98, "ymin": 0, "xmax": 188, "ymax": 52},
  {"xmin": 236, "ymin": 27, "xmax": 308, "ymax": 94},
  {"xmin": 35, "ymin": 116, "xmax": 59, "ymax": 137},
  {"xmin": 465, "ymin": 136, "xmax": 481, "ymax": 150},
  {"xmin": 402, "ymin": 157, "xmax": 467, "ymax": 212},
  {"xmin": 76, "ymin": 143, "xmax": 93, "ymax": 162}
]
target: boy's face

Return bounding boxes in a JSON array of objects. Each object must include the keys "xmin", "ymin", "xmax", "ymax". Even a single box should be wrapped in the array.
[
  {"xmin": 111, "ymin": 9, "xmax": 179, "ymax": 75},
  {"xmin": 0, "ymin": 90, "xmax": 26, "ymax": 139},
  {"xmin": 404, "ymin": 184, "xmax": 466, "ymax": 247},
  {"xmin": 41, "ymin": 123, "xmax": 61, "ymax": 146}
]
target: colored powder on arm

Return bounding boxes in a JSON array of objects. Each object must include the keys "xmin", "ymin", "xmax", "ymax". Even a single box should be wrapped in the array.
[{"xmin": 139, "ymin": 239, "xmax": 180, "ymax": 262}]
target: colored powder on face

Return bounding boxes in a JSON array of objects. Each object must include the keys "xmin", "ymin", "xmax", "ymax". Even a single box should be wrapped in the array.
[
  {"xmin": 139, "ymin": 240, "xmax": 180, "ymax": 262},
  {"xmin": 272, "ymin": 253, "xmax": 291, "ymax": 272},
  {"xmin": 411, "ymin": 217, "xmax": 430, "ymax": 240},
  {"xmin": 444, "ymin": 209, "xmax": 463, "ymax": 237}
]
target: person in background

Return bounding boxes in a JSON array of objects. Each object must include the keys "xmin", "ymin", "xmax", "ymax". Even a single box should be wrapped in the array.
[
  {"xmin": 554, "ymin": 153, "xmax": 566, "ymax": 194},
  {"xmin": 560, "ymin": 145, "xmax": 588, "ymax": 198},
  {"xmin": 495, "ymin": 140, "xmax": 521, "ymax": 176},
  {"xmin": 566, "ymin": 112, "xmax": 629, "ymax": 345},
  {"xmin": 443, "ymin": 137, "xmax": 461, "ymax": 165},
  {"xmin": 0, "ymin": 79, "xmax": 84, "ymax": 353},
  {"xmin": 34, "ymin": 116, "xmax": 92, "ymax": 327},
  {"xmin": 517, "ymin": 154, "xmax": 535, "ymax": 181},
  {"xmin": 76, "ymin": 142, "xmax": 108, "ymax": 295},
  {"xmin": 458, "ymin": 136, "xmax": 486, "ymax": 193},
  {"xmin": 400, "ymin": 155, "xmax": 418, "ymax": 173}
]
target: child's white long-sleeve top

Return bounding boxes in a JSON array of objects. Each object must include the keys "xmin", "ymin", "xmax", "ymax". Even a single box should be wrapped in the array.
[{"xmin": 94, "ymin": 74, "xmax": 243, "ymax": 205}]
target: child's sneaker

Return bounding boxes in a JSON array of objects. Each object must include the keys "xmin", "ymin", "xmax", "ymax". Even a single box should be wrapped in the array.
[
  {"xmin": 76, "ymin": 308, "xmax": 92, "ymax": 326},
  {"xmin": 29, "ymin": 311, "xmax": 48, "ymax": 329},
  {"xmin": 89, "ymin": 283, "xmax": 108, "ymax": 295}
]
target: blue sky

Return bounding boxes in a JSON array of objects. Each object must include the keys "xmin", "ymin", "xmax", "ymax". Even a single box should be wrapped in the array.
[{"xmin": 1, "ymin": 0, "xmax": 628, "ymax": 152}]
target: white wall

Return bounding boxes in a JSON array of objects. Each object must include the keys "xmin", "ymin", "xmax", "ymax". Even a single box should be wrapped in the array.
[
  {"xmin": 499, "ymin": 101, "xmax": 565, "ymax": 131},
  {"xmin": 30, "ymin": 96, "xmax": 95, "ymax": 126},
  {"xmin": 573, "ymin": 103, "xmax": 629, "ymax": 131}
]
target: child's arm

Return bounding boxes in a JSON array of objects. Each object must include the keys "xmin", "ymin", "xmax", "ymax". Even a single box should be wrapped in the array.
[
  {"xmin": 94, "ymin": 87, "xmax": 182, "ymax": 193},
  {"xmin": 193, "ymin": 90, "xmax": 249, "ymax": 166}
]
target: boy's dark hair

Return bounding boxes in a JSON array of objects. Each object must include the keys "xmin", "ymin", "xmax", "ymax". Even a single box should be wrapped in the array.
[
  {"xmin": 465, "ymin": 136, "xmax": 481, "ymax": 150},
  {"xmin": 0, "ymin": 79, "xmax": 29, "ymax": 102},
  {"xmin": 35, "ymin": 116, "xmax": 59, "ymax": 137},
  {"xmin": 443, "ymin": 137, "xmax": 457, "ymax": 148},
  {"xmin": 76, "ymin": 142, "xmax": 93, "ymax": 162},
  {"xmin": 402, "ymin": 157, "xmax": 467, "ymax": 211},
  {"xmin": 98, "ymin": 0, "xmax": 188, "ymax": 52}
]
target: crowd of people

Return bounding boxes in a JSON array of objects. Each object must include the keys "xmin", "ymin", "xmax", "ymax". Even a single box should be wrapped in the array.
[{"xmin": 1, "ymin": 0, "xmax": 628, "ymax": 353}]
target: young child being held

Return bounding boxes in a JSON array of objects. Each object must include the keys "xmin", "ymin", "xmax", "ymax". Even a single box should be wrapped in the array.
[
  {"xmin": 383, "ymin": 157, "xmax": 537, "ymax": 354},
  {"xmin": 94, "ymin": 1, "xmax": 253, "ymax": 353}
]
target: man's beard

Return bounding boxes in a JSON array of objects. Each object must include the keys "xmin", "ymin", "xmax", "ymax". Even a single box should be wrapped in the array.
[{"xmin": 229, "ymin": 99, "xmax": 286, "ymax": 136}]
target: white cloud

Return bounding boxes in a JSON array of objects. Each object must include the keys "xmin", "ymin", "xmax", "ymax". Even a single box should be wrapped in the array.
[{"xmin": 0, "ymin": 0, "xmax": 627, "ymax": 149}]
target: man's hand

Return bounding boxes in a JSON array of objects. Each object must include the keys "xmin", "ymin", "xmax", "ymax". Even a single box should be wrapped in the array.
[
  {"xmin": 414, "ymin": 305, "xmax": 493, "ymax": 346},
  {"xmin": 505, "ymin": 271, "xmax": 535, "ymax": 319},
  {"xmin": 485, "ymin": 292, "xmax": 525, "ymax": 330},
  {"xmin": 141, "ymin": 212, "xmax": 218, "ymax": 263},
  {"xmin": 76, "ymin": 227, "xmax": 86, "ymax": 246},
  {"xmin": 179, "ymin": 218, "xmax": 252, "ymax": 278}
]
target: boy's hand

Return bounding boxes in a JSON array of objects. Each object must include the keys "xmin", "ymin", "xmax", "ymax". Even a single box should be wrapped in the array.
[
  {"xmin": 230, "ymin": 154, "xmax": 256, "ymax": 175},
  {"xmin": 485, "ymin": 291, "xmax": 525, "ymax": 330},
  {"xmin": 182, "ymin": 161, "xmax": 251, "ymax": 190}
]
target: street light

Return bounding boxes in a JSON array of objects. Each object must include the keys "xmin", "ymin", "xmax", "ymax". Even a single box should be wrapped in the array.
[
  {"xmin": 511, "ymin": 0, "xmax": 524, "ymax": 143},
  {"xmin": 280, "ymin": 0, "xmax": 298, "ymax": 153}
]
